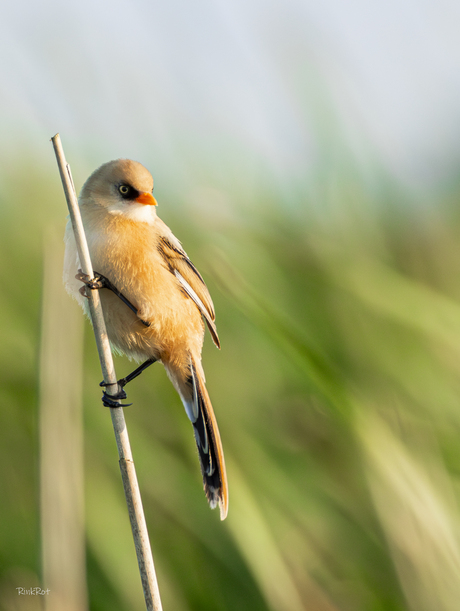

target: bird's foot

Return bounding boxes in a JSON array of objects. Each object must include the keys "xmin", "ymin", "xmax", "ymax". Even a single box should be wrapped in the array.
[
  {"xmin": 101, "ymin": 387, "xmax": 133, "ymax": 408},
  {"xmin": 100, "ymin": 380, "xmax": 132, "ymax": 408},
  {"xmin": 76, "ymin": 270, "xmax": 106, "ymax": 297}
]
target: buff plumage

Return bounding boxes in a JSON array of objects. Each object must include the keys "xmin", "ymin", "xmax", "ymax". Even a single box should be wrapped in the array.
[{"xmin": 64, "ymin": 159, "xmax": 228, "ymax": 519}]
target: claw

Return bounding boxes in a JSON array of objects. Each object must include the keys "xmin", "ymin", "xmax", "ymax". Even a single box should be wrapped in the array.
[
  {"xmin": 100, "ymin": 382, "xmax": 131, "ymax": 408},
  {"xmin": 101, "ymin": 385, "xmax": 132, "ymax": 408},
  {"xmin": 76, "ymin": 269, "xmax": 104, "ymax": 290},
  {"xmin": 99, "ymin": 380, "xmax": 127, "ymax": 396},
  {"xmin": 102, "ymin": 390, "xmax": 133, "ymax": 408}
]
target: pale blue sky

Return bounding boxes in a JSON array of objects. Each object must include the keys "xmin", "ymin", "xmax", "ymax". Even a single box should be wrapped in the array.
[{"xmin": 1, "ymin": 0, "xmax": 460, "ymax": 199}]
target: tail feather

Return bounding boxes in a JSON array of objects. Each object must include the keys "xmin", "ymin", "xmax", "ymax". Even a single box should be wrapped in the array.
[{"xmin": 185, "ymin": 357, "xmax": 228, "ymax": 519}]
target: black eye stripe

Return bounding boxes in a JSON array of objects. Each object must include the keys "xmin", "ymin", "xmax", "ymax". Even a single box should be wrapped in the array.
[{"xmin": 118, "ymin": 184, "xmax": 139, "ymax": 200}]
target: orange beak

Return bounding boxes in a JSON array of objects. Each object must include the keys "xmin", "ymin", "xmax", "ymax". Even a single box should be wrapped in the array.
[{"xmin": 135, "ymin": 192, "xmax": 157, "ymax": 206}]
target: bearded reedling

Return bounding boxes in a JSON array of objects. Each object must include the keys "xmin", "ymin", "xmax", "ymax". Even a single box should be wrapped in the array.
[{"xmin": 64, "ymin": 159, "xmax": 228, "ymax": 519}]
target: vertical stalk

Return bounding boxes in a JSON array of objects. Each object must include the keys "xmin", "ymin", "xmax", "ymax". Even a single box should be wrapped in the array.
[
  {"xmin": 40, "ymin": 229, "xmax": 87, "ymax": 611},
  {"xmin": 51, "ymin": 134, "xmax": 163, "ymax": 611}
]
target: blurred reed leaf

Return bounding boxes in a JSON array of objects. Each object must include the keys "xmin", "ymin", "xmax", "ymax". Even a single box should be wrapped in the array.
[
  {"xmin": 205, "ymin": 245, "xmax": 352, "ymax": 416},
  {"xmin": 39, "ymin": 228, "xmax": 87, "ymax": 611},
  {"xmin": 358, "ymin": 409, "xmax": 460, "ymax": 611},
  {"xmin": 319, "ymin": 245, "xmax": 460, "ymax": 354}
]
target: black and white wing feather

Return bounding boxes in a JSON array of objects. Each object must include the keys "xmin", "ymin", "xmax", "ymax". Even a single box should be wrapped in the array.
[{"xmin": 157, "ymin": 233, "xmax": 220, "ymax": 349}]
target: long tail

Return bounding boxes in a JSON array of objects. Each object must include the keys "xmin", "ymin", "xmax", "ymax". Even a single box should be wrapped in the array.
[{"xmin": 168, "ymin": 355, "xmax": 228, "ymax": 520}]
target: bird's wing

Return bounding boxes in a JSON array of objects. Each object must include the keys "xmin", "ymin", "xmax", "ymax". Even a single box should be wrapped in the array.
[{"xmin": 157, "ymin": 234, "xmax": 220, "ymax": 349}]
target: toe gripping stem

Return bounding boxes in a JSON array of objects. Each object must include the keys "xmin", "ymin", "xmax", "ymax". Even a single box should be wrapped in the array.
[{"xmin": 101, "ymin": 385, "xmax": 133, "ymax": 408}]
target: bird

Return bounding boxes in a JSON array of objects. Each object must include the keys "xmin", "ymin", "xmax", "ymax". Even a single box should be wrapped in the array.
[{"xmin": 63, "ymin": 159, "xmax": 228, "ymax": 520}]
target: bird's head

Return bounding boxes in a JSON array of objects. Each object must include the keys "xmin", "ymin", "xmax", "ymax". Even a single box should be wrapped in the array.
[{"xmin": 79, "ymin": 159, "xmax": 158, "ymax": 223}]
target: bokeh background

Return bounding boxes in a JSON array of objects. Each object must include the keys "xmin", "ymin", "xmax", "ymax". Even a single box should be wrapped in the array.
[{"xmin": 2, "ymin": 1, "xmax": 460, "ymax": 609}]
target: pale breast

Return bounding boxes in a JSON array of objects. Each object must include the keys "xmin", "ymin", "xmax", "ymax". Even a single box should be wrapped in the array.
[{"xmin": 83, "ymin": 210, "xmax": 205, "ymax": 364}]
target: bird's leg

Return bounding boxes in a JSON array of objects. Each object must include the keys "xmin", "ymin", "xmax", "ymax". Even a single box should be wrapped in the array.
[
  {"xmin": 99, "ymin": 358, "xmax": 157, "ymax": 408},
  {"xmin": 76, "ymin": 270, "xmax": 151, "ymax": 327},
  {"xmin": 76, "ymin": 270, "xmax": 154, "ymax": 408},
  {"xmin": 100, "ymin": 358, "xmax": 157, "ymax": 390}
]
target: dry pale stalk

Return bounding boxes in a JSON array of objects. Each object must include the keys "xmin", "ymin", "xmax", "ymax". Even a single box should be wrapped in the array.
[{"xmin": 51, "ymin": 133, "xmax": 163, "ymax": 611}]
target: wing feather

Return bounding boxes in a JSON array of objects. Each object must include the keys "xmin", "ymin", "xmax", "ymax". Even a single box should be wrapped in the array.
[{"xmin": 157, "ymin": 235, "xmax": 220, "ymax": 348}]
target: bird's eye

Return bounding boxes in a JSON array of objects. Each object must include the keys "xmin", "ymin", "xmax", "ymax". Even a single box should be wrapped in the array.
[{"xmin": 118, "ymin": 183, "xmax": 139, "ymax": 200}]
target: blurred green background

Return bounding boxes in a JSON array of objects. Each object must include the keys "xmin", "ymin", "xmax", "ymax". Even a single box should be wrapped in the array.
[{"xmin": 2, "ymin": 1, "xmax": 460, "ymax": 610}]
